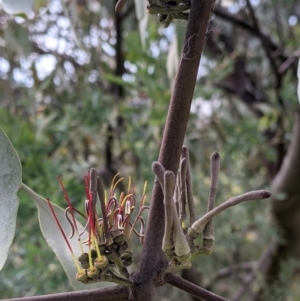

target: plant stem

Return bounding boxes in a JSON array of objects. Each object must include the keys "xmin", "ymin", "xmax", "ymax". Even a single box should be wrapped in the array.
[
  {"xmin": 1, "ymin": 286, "xmax": 130, "ymax": 301},
  {"xmin": 163, "ymin": 273, "xmax": 230, "ymax": 301},
  {"xmin": 131, "ymin": 0, "xmax": 216, "ymax": 300}
]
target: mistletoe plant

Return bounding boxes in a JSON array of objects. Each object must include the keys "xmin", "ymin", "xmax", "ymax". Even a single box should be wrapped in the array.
[{"xmin": 0, "ymin": 0, "xmax": 271, "ymax": 301}]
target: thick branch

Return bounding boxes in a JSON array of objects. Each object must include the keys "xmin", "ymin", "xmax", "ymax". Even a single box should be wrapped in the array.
[
  {"xmin": 272, "ymin": 110, "xmax": 300, "ymax": 196},
  {"xmin": 249, "ymin": 111, "xmax": 300, "ymax": 300},
  {"xmin": 1, "ymin": 286, "xmax": 130, "ymax": 301},
  {"xmin": 131, "ymin": 0, "xmax": 216, "ymax": 299}
]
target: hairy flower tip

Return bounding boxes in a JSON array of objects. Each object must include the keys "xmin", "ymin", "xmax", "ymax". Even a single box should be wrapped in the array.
[
  {"xmin": 211, "ymin": 152, "xmax": 220, "ymax": 161},
  {"xmin": 261, "ymin": 190, "xmax": 271, "ymax": 199}
]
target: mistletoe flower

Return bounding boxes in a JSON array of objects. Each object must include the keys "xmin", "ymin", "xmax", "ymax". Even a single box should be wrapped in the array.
[{"xmin": 48, "ymin": 168, "xmax": 148, "ymax": 285}]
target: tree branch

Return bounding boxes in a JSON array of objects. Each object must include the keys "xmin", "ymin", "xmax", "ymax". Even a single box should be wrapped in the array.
[
  {"xmin": 239, "ymin": 111, "xmax": 300, "ymax": 300},
  {"xmin": 163, "ymin": 273, "xmax": 230, "ymax": 301},
  {"xmin": 211, "ymin": 261, "xmax": 256, "ymax": 281},
  {"xmin": 245, "ymin": 0, "xmax": 282, "ymax": 95},
  {"xmin": 131, "ymin": 0, "xmax": 216, "ymax": 299},
  {"xmin": 272, "ymin": 110, "xmax": 300, "ymax": 198},
  {"xmin": 214, "ymin": 6, "xmax": 286, "ymax": 63},
  {"xmin": 1, "ymin": 286, "xmax": 130, "ymax": 301}
]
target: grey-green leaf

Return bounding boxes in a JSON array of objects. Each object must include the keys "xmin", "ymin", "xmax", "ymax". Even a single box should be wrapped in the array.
[
  {"xmin": 167, "ymin": 22, "xmax": 186, "ymax": 84},
  {"xmin": 134, "ymin": 0, "xmax": 148, "ymax": 49},
  {"xmin": 0, "ymin": 128, "xmax": 21, "ymax": 270},
  {"xmin": 21, "ymin": 183, "xmax": 112, "ymax": 290},
  {"xmin": 1, "ymin": 0, "xmax": 33, "ymax": 16}
]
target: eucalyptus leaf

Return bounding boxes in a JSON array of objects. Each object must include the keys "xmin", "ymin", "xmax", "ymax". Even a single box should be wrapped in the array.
[
  {"xmin": 166, "ymin": 23, "xmax": 185, "ymax": 84},
  {"xmin": 4, "ymin": 26, "xmax": 32, "ymax": 57},
  {"xmin": 167, "ymin": 35, "xmax": 179, "ymax": 83},
  {"xmin": 0, "ymin": 128, "xmax": 21, "ymax": 270},
  {"xmin": 175, "ymin": 21, "xmax": 186, "ymax": 58},
  {"xmin": 1, "ymin": 0, "xmax": 49, "ymax": 17},
  {"xmin": 134, "ymin": 0, "xmax": 148, "ymax": 49},
  {"xmin": 1, "ymin": 0, "xmax": 33, "ymax": 16},
  {"xmin": 21, "ymin": 183, "xmax": 113, "ymax": 290}
]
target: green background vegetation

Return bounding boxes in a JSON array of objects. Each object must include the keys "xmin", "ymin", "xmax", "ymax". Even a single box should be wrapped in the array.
[{"xmin": 0, "ymin": 0, "xmax": 300, "ymax": 300}]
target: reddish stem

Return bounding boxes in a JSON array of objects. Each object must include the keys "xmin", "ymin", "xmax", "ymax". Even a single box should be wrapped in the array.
[
  {"xmin": 46, "ymin": 198, "xmax": 75, "ymax": 255},
  {"xmin": 57, "ymin": 176, "xmax": 80, "ymax": 236}
]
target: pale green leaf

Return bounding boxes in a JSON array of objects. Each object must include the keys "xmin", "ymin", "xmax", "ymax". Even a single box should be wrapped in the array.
[
  {"xmin": 4, "ymin": 26, "xmax": 32, "ymax": 57},
  {"xmin": 1, "ymin": 0, "xmax": 33, "ymax": 16},
  {"xmin": 175, "ymin": 21, "xmax": 186, "ymax": 58},
  {"xmin": 0, "ymin": 128, "xmax": 21, "ymax": 270},
  {"xmin": 167, "ymin": 23, "xmax": 186, "ymax": 84},
  {"xmin": 21, "ymin": 183, "xmax": 112, "ymax": 290},
  {"xmin": 167, "ymin": 35, "xmax": 179, "ymax": 84},
  {"xmin": 134, "ymin": 0, "xmax": 148, "ymax": 49},
  {"xmin": 1, "ymin": 0, "xmax": 49, "ymax": 17}
]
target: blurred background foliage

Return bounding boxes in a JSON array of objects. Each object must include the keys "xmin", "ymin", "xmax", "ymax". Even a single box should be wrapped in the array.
[{"xmin": 0, "ymin": 0, "xmax": 300, "ymax": 300}]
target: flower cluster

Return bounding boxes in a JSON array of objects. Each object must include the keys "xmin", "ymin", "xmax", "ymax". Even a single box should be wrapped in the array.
[
  {"xmin": 48, "ymin": 168, "xmax": 148, "ymax": 285},
  {"xmin": 153, "ymin": 146, "xmax": 271, "ymax": 273}
]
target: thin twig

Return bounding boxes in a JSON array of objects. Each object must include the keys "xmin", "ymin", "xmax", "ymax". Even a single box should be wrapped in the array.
[
  {"xmin": 231, "ymin": 240, "xmax": 277, "ymax": 301},
  {"xmin": 214, "ymin": 7, "xmax": 286, "ymax": 62},
  {"xmin": 211, "ymin": 261, "xmax": 256, "ymax": 281},
  {"xmin": 278, "ymin": 48, "xmax": 300, "ymax": 74},
  {"xmin": 245, "ymin": 0, "xmax": 281, "ymax": 90}
]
